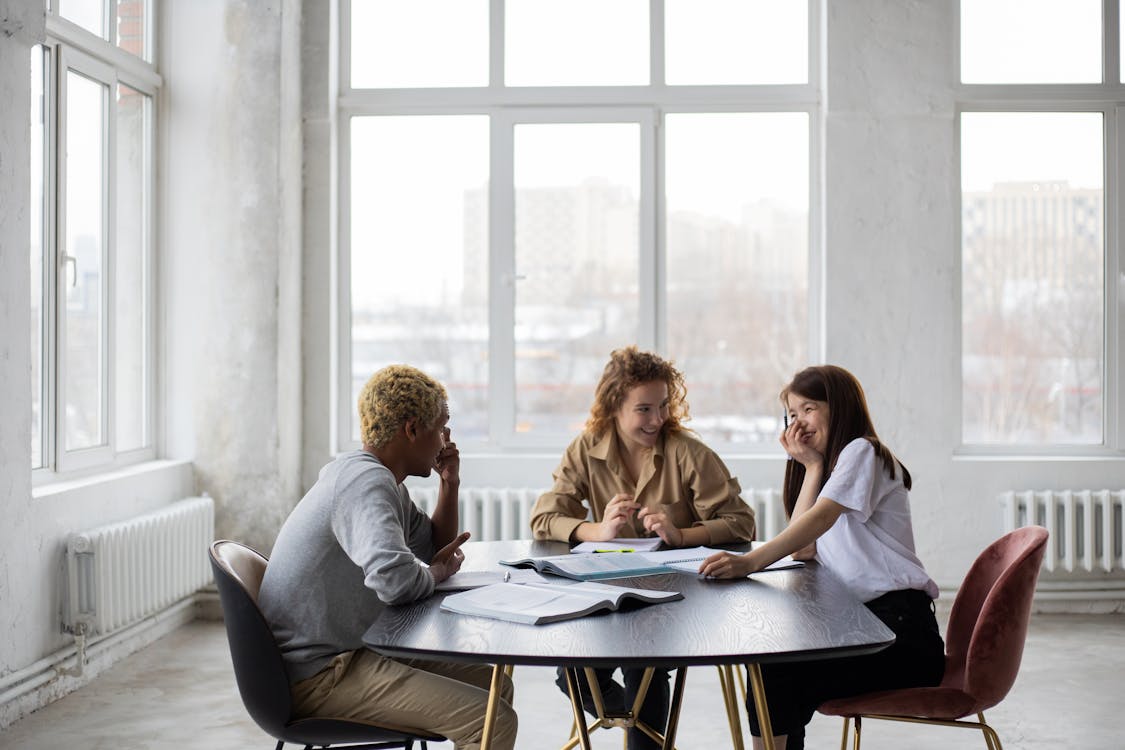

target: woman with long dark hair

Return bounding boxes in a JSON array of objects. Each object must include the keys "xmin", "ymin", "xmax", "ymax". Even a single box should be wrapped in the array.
[{"xmin": 700, "ymin": 365, "xmax": 944, "ymax": 750}]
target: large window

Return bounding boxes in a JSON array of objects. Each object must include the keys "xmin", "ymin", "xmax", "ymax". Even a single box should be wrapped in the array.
[
  {"xmin": 341, "ymin": 0, "xmax": 818, "ymax": 450},
  {"xmin": 32, "ymin": 1, "xmax": 158, "ymax": 475},
  {"xmin": 959, "ymin": 0, "xmax": 1121, "ymax": 449}
]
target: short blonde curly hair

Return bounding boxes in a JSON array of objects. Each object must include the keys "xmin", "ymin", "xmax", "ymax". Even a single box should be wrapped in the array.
[{"xmin": 358, "ymin": 365, "xmax": 447, "ymax": 449}]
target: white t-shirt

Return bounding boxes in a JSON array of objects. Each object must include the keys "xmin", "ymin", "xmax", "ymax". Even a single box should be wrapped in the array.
[{"xmin": 814, "ymin": 437, "xmax": 939, "ymax": 603}]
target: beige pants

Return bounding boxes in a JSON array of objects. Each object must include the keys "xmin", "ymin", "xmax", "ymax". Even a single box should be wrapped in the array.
[{"xmin": 291, "ymin": 649, "xmax": 517, "ymax": 750}]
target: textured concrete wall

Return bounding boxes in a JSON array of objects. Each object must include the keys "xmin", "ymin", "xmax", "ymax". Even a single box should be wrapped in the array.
[
  {"xmin": 0, "ymin": 0, "xmax": 45, "ymax": 679},
  {"xmin": 162, "ymin": 0, "xmax": 303, "ymax": 554}
]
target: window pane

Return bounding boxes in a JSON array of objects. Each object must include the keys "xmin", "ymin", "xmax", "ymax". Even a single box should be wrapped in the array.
[
  {"xmin": 59, "ymin": 0, "xmax": 105, "ymax": 38},
  {"xmin": 514, "ymin": 122, "xmax": 640, "ymax": 435},
  {"xmin": 960, "ymin": 0, "xmax": 1101, "ymax": 84},
  {"xmin": 506, "ymin": 0, "xmax": 648, "ymax": 86},
  {"xmin": 665, "ymin": 113, "xmax": 808, "ymax": 445},
  {"xmin": 64, "ymin": 71, "xmax": 107, "ymax": 451},
  {"xmin": 115, "ymin": 84, "xmax": 148, "ymax": 451},
  {"xmin": 351, "ymin": 0, "xmax": 488, "ymax": 88},
  {"xmin": 961, "ymin": 112, "xmax": 1103, "ymax": 444},
  {"xmin": 665, "ymin": 0, "xmax": 807, "ymax": 85},
  {"xmin": 31, "ymin": 47, "xmax": 47, "ymax": 469},
  {"xmin": 116, "ymin": 0, "xmax": 147, "ymax": 59},
  {"xmin": 350, "ymin": 115, "xmax": 490, "ymax": 442}
]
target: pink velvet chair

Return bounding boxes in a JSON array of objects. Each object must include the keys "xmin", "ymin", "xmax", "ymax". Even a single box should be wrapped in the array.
[{"xmin": 817, "ymin": 525, "xmax": 1049, "ymax": 750}]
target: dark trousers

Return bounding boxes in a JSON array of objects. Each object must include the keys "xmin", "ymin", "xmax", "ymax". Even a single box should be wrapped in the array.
[
  {"xmin": 555, "ymin": 666, "xmax": 671, "ymax": 750},
  {"xmin": 745, "ymin": 588, "xmax": 945, "ymax": 750}
]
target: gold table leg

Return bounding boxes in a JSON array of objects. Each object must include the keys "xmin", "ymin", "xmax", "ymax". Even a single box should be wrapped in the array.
[
  {"xmin": 563, "ymin": 667, "xmax": 596, "ymax": 750},
  {"xmin": 716, "ymin": 664, "xmax": 746, "ymax": 750},
  {"xmin": 746, "ymin": 663, "xmax": 776, "ymax": 750},
  {"xmin": 480, "ymin": 663, "xmax": 507, "ymax": 750},
  {"xmin": 657, "ymin": 666, "xmax": 688, "ymax": 750}
]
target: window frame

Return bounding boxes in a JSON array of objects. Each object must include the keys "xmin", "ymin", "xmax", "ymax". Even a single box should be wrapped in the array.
[
  {"xmin": 954, "ymin": 0, "xmax": 1125, "ymax": 455},
  {"xmin": 335, "ymin": 0, "xmax": 823, "ymax": 455},
  {"xmin": 34, "ymin": 3, "xmax": 160, "ymax": 482}
]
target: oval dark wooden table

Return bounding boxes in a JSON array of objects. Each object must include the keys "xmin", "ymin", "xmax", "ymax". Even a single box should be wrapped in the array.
[{"xmin": 363, "ymin": 540, "xmax": 895, "ymax": 750}]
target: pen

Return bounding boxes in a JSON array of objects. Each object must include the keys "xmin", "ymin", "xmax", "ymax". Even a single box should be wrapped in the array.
[
  {"xmin": 594, "ymin": 549, "xmax": 634, "ymax": 553},
  {"xmin": 783, "ymin": 411, "xmax": 793, "ymax": 461}
]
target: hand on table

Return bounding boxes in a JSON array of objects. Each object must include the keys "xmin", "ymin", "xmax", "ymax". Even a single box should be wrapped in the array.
[{"xmin": 697, "ymin": 550, "xmax": 757, "ymax": 579}]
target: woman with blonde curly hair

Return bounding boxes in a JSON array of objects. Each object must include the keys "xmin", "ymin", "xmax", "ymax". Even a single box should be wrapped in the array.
[{"xmin": 530, "ymin": 346, "xmax": 756, "ymax": 750}]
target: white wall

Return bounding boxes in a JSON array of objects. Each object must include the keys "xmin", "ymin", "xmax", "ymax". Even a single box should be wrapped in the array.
[
  {"xmin": 0, "ymin": 0, "xmax": 47, "ymax": 685},
  {"xmin": 161, "ymin": 0, "xmax": 304, "ymax": 555},
  {"xmin": 0, "ymin": 0, "xmax": 303, "ymax": 694},
  {"xmin": 0, "ymin": 1, "xmax": 195, "ymax": 689}
]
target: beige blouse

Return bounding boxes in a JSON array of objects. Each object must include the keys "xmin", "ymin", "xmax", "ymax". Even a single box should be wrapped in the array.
[{"xmin": 530, "ymin": 427, "xmax": 756, "ymax": 545}]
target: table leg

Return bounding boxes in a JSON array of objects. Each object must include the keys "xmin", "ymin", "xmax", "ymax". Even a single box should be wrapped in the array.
[
  {"xmin": 746, "ymin": 663, "xmax": 776, "ymax": 750},
  {"xmin": 717, "ymin": 664, "xmax": 746, "ymax": 750},
  {"xmin": 658, "ymin": 665, "xmax": 688, "ymax": 750},
  {"xmin": 562, "ymin": 667, "xmax": 595, "ymax": 750},
  {"xmin": 479, "ymin": 663, "xmax": 507, "ymax": 750}
]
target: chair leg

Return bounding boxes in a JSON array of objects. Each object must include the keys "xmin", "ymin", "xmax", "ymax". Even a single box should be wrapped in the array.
[
  {"xmin": 978, "ymin": 711, "xmax": 1003, "ymax": 750},
  {"xmin": 839, "ymin": 717, "xmax": 850, "ymax": 750},
  {"xmin": 275, "ymin": 742, "xmax": 284, "ymax": 750}
]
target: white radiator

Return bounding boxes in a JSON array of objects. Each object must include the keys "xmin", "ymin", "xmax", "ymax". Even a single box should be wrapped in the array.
[
  {"xmin": 743, "ymin": 488, "xmax": 786, "ymax": 541},
  {"xmin": 408, "ymin": 486, "xmax": 785, "ymax": 542},
  {"xmin": 1001, "ymin": 490, "xmax": 1125, "ymax": 573},
  {"xmin": 411, "ymin": 487, "xmax": 544, "ymax": 541},
  {"xmin": 64, "ymin": 496, "xmax": 215, "ymax": 636}
]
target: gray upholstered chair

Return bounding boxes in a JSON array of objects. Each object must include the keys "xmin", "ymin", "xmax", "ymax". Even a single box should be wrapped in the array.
[{"xmin": 209, "ymin": 539, "xmax": 442, "ymax": 750}]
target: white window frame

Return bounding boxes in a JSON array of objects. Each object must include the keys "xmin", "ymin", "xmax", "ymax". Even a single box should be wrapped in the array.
[
  {"xmin": 954, "ymin": 0, "xmax": 1125, "ymax": 455},
  {"xmin": 335, "ymin": 0, "xmax": 823, "ymax": 454},
  {"xmin": 34, "ymin": 4, "xmax": 160, "ymax": 482}
]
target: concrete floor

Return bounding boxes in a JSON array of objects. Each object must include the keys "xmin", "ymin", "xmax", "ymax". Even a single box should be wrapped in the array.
[{"xmin": 0, "ymin": 613, "xmax": 1122, "ymax": 749}]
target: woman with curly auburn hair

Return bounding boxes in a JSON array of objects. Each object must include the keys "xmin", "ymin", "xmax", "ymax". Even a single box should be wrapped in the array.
[{"xmin": 529, "ymin": 346, "xmax": 756, "ymax": 750}]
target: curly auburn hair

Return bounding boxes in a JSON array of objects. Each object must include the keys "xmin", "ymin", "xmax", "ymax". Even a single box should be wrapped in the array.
[
  {"xmin": 358, "ymin": 365, "xmax": 447, "ymax": 449},
  {"xmin": 585, "ymin": 346, "xmax": 690, "ymax": 438}
]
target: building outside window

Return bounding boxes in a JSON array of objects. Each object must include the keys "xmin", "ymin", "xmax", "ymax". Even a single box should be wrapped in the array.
[{"xmin": 959, "ymin": 0, "xmax": 1121, "ymax": 449}]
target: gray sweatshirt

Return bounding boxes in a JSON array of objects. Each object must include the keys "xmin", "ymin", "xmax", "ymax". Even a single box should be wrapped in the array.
[{"xmin": 258, "ymin": 450, "xmax": 436, "ymax": 682}]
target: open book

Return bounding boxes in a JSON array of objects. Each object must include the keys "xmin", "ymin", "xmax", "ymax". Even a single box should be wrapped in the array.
[
  {"xmin": 434, "ymin": 568, "xmax": 551, "ymax": 591},
  {"xmin": 500, "ymin": 546, "xmax": 805, "ymax": 582},
  {"xmin": 499, "ymin": 547, "xmax": 732, "ymax": 581},
  {"xmin": 662, "ymin": 555, "xmax": 804, "ymax": 575},
  {"xmin": 660, "ymin": 542, "xmax": 805, "ymax": 576},
  {"xmin": 440, "ymin": 580, "xmax": 682, "ymax": 625}
]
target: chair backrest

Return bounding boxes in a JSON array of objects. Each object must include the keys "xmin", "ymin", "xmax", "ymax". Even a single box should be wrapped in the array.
[
  {"xmin": 943, "ymin": 526, "xmax": 1048, "ymax": 709},
  {"xmin": 209, "ymin": 540, "xmax": 293, "ymax": 736}
]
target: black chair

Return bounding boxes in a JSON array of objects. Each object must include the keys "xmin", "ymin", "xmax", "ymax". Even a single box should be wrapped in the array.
[{"xmin": 209, "ymin": 539, "xmax": 443, "ymax": 750}]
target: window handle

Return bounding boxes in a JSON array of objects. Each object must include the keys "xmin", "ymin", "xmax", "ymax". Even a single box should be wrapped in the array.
[{"xmin": 63, "ymin": 254, "xmax": 77, "ymax": 288}]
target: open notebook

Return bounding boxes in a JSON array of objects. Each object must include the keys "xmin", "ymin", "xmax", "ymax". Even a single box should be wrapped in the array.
[
  {"xmin": 500, "ymin": 545, "xmax": 804, "ymax": 581},
  {"xmin": 440, "ymin": 580, "xmax": 682, "ymax": 625}
]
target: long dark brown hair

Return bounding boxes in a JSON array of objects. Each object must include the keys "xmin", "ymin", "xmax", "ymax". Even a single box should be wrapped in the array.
[{"xmin": 780, "ymin": 365, "xmax": 910, "ymax": 517}]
